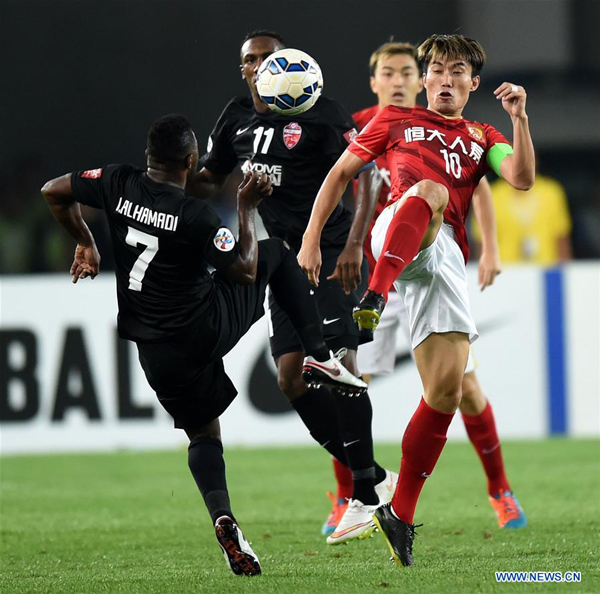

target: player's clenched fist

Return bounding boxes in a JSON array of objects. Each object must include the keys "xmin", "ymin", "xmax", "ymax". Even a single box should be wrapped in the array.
[
  {"xmin": 237, "ymin": 169, "xmax": 273, "ymax": 208},
  {"xmin": 494, "ymin": 82, "xmax": 527, "ymax": 118}
]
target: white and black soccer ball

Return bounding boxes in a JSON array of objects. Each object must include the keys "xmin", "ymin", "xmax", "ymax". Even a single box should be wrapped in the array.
[{"xmin": 256, "ymin": 48, "xmax": 323, "ymax": 116}]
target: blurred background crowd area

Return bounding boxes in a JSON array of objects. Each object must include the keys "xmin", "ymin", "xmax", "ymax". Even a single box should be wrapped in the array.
[{"xmin": 1, "ymin": 0, "xmax": 599, "ymax": 274}]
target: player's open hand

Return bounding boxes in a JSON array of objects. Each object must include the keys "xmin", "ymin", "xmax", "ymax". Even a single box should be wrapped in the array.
[
  {"xmin": 70, "ymin": 243, "xmax": 100, "ymax": 284},
  {"xmin": 494, "ymin": 82, "xmax": 527, "ymax": 118},
  {"xmin": 478, "ymin": 249, "xmax": 502, "ymax": 291},
  {"xmin": 297, "ymin": 240, "xmax": 322, "ymax": 287},
  {"xmin": 329, "ymin": 244, "xmax": 363, "ymax": 295},
  {"xmin": 237, "ymin": 169, "xmax": 273, "ymax": 208}
]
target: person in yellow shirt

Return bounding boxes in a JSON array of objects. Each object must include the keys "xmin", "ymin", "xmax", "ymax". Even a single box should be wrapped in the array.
[{"xmin": 473, "ymin": 173, "xmax": 573, "ymax": 265}]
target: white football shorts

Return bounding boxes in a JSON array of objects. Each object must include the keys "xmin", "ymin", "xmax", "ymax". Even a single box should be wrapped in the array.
[
  {"xmin": 371, "ymin": 206, "xmax": 478, "ymax": 351},
  {"xmin": 357, "ymin": 288, "xmax": 478, "ymax": 375}
]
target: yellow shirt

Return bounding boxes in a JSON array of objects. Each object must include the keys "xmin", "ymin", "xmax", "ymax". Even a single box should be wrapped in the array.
[{"xmin": 472, "ymin": 174, "xmax": 572, "ymax": 265}]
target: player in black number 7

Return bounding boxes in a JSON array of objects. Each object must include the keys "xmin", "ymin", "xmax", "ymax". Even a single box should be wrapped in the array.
[
  {"xmin": 187, "ymin": 30, "xmax": 398, "ymax": 545},
  {"xmin": 41, "ymin": 114, "xmax": 367, "ymax": 577}
]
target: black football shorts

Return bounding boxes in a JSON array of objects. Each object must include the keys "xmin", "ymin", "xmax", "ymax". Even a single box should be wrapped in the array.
[
  {"xmin": 136, "ymin": 238, "xmax": 290, "ymax": 429},
  {"xmin": 267, "ymin": 252, "xmax": 368, "ymax": 359}
]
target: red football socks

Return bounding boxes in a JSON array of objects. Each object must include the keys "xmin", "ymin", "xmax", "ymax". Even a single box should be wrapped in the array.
[
  {"xmin": 462, "ymin": 401, "xmax": 511, "ymax": 496},
  {"xmin": 392, "ymin": 398, "xmax": 454, "ymax": 524},
  {"xmin": 332, "ymin": 456, "xmax": 353, "ymax": 500},
  {"xmin": 369, "ymin": 196, "xmax": 433, "ymax": 301}
]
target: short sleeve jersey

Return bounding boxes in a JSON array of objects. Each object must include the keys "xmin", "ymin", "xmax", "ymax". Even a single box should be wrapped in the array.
[
  {"xmin": 202, "ymin": 96, "xmax": 357, "ymax": 255},
  {"xmin": 71, "ymin": 164, "xmax": 239, "ymax": 343},
  {"xmin": 348, "ymin": 105, "xmax": 510, "ymax": 262}
]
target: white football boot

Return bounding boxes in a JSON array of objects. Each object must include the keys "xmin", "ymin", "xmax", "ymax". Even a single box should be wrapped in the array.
[
  {"xmin": 375, "ymin": 469, "xmax": 399, "ymax": 505},
  {"xmin": 325, "ymin": 499, "xmax": 378, "ymax": 545},
  {"xmin": 302, "ymin": 349, "xmax": 367, "ymax": 395}
]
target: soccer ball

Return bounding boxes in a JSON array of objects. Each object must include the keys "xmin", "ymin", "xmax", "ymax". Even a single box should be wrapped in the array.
[{"xmin": 256, "ymin": 48, "xmax": 323, "ymax": 115}]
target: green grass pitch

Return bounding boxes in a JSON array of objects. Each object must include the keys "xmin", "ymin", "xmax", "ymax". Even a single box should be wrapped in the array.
[{"xmin": 2, "ymin": 439, "xmax": 599, "ymax": 593}]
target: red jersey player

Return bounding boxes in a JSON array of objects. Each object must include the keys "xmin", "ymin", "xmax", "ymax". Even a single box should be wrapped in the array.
[
  {"xmin": 322, "ymin": 42, "xmax": 526, "ymax": 540},
  {"xmin": 298, "ymin": 34, "xmax": 535, "ymax": 567}
]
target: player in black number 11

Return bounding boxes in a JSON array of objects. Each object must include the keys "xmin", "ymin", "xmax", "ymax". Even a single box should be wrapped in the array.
[
  {"xmin": 188, "ymin": 30, "xmax": 399, "ymax": 544},
  {"xmin": 41, "ymin": 114, "xmax": 367, "ymax": 576}
]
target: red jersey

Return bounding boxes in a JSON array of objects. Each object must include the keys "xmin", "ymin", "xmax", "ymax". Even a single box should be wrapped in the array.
[
  {"xmin": 352, "ymin": 105, "xmax": 391, "ymax": 275},
  {"xmin": 348, "ymin": 104, "xmax": 509, "ymax": 262}
]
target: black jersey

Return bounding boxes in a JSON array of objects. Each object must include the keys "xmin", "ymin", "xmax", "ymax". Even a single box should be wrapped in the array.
[
  {"xmin": 202, "ymin": 96, "xmax": 357, "ymax": 254},
  {"xmin": 71, "ymin": 164, "xmax": 239, "ymax": 343}
]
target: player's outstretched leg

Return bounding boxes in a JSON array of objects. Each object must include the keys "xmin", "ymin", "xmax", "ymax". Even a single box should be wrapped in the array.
[
  {"xmin": 324, "ymin": 348, "xmax": 386, "ymax": 545},
  {"xmin": 460, "ymin": 372, "xmax": 526, "ymax": 529},
  {"xmin": 287, "ymin": 379, "xmax": 394, "ymax": 540},
  {"xmin": 186, "ymin": 422, "xmax": 261, "ymax": 576},
  {"xmin": 264, "ymin": 239, "xmax": 366, "ymax": 393},
  {"xmin": 377, "ymin": 333, "xmax": 466, "ymax": 566},
  {"xmin": 277, "ymin": 351, "xmax": 385, "ymax": 542}
]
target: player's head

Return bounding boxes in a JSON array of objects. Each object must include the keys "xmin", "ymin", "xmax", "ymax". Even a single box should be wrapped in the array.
[
  {"xmin": 369, "ymin": 42, "xmax": 422, "ymax": 109},
  {"xmin": 240, "ymin": 30, "xmax": 286, "ymax": 95},
  {"xmin": 146, "ymin": 114, "xmax": 198, "ymax": 177},
  {"xmin": 417, "ymin": 34, "xmax": 486, "ymax": 117}
]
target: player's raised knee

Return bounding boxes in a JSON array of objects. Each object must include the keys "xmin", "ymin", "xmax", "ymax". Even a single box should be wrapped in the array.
[{"xmin": 412, "ymin": 179, "xmax": 449, "ymax": 212}]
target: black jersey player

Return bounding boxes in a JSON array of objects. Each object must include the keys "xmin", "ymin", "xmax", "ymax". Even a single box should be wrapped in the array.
[
  {"xmin": 41, "ymin": 114, "xmax": 367, "ymax": 576},
  {"xmin": 187, "ymin": 31, "xmax": 396, "ymax": 544}
]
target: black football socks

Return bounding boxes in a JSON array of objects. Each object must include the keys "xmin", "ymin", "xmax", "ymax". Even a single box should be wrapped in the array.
[
  {"xmin": 292, "ymin": 386, "xmax": 384, "ymax": 504},
  {"xmin": 188, "ymin": 436, "xmax": 234, "ymax": 524},
  {"xmin": 332, "ymin": 388, "xmax": 379, "ymax": 505},
  {"xmin": 291, "ymin": 386, "xmax": 349, "ymax": 463}
]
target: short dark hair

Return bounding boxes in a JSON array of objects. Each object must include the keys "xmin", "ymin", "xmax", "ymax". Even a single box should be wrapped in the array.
[
  {"xmin": 241, "ymin": 30, "xmax": 285, "ymax": 47},
  {"xmin": 147, "ymin": 114, "xmax": 196, "ymax": 164},
  {"xmin": 417, "ymin": 34, "xmax": 486, "ymax": 77}
]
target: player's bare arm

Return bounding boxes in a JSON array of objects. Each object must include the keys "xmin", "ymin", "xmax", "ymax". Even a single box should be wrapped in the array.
[
  {"xmin": 186, "ymin": 167, "xmax": 228, "ymax": 199},
  {"xmin": 41, "ymin": 173, "xmax": 100, "ymax": 284},
  {"xmin": 224, "ymin": 170, "xmax": 272, "ymax": 285},
  {"xmin": 298, "ymin": 151, "xmax": 366, "ymax": 286},
  {"xmin": 495, "ymin": 82, "xmax": 535, "ymax": 190},
  {"xmin": 472, "ymin": 177, "xmax": 501, "ymax": 291},
  {"xmin": 331, "ymin": 166, "xmax": 381, "ymax": 294}
]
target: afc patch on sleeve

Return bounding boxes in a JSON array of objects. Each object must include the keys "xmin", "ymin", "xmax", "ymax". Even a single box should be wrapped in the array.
[
  {"xmin": 81, "ymin": 168, "xmax": 103, "ymax": 179},
  {"xmin": 343, "ymin": 128, "xmax": 358, "ymax": 144},
  {"xmin": 213, "ymin": 227, "xmax": 236, "ymax": 252}
]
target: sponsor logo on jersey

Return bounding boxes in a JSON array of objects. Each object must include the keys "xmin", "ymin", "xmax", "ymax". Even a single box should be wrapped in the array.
[
  {"xmin": 283, "ymin": 122, "xmax": 302, "ymax": 149},
  {"xmin": 467, "ymin": 125, "xmax": 485, "ymax": 142},
  {"xmin": 214, "ymin": 227, "xmax": 236, "ymax": 252},
  {"xmin": 241, "ymin": 160, "xmax": 282, "ymax": 186},
  {"xmin": 403, "ymin": 125, "xmax": 485, "ymax": 164},
  {"xmin": 343, "ymin": 128, "xmax": 358, "ymax": 144},
  {"xmin": 81, "ymin": 168, "xmax": 103, "ymax": 179}
]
